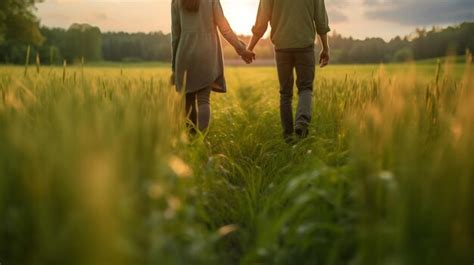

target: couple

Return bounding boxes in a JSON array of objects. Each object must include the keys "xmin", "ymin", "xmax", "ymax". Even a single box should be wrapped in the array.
[{"xmin": 171, "ymin": 0, "xmax": 330, "ymax": 142}]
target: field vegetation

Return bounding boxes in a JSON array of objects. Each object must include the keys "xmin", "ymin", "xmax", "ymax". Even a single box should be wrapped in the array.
[{"xmin": 0, "ymin": 58, "xmax": 473, "ymax": 265}]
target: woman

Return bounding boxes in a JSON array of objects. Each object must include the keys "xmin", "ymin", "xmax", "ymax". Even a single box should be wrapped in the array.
[{"xmin": 171, "ymin": 0, "xmax": 255, "ymax": 134}]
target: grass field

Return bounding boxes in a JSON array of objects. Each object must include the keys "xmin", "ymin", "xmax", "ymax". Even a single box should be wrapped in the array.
[{"xmin": 0, "ymin": 60, "xmax": 473, "ymax": 265}]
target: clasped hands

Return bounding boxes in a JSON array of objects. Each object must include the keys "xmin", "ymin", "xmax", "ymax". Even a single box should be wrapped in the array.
[{"xmin": 240, "ymin": 48, "xmax": 256, "ymax": 64}]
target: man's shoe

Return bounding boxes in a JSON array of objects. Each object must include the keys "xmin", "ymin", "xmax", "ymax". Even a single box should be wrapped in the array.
[{"xmin": 295, "ymin": 128, "xmax": 308, "ymax": 139}]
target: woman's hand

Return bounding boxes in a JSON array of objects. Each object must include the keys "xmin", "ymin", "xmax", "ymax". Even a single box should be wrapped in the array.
[{"xmin": 240, "ymin": 49, "xmax": 256, "ymax": 64}]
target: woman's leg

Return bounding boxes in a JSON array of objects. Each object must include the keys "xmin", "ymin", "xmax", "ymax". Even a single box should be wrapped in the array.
[
  {"xmin": 185, "ymin": 92, "xmax": 198, "ymax": 134},
  {"xmin": 196, "ymin": 87, "xmax": 211, "ymax": 132}
]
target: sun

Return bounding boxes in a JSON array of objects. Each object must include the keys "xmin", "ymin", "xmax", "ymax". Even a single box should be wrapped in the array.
[{"xmin": 220, "ymin": 0, "xmax": 259, "ymax": 35}]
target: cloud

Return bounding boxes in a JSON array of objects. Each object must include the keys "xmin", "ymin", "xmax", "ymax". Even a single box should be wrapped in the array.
[
  {"xmin": 328, "ymin": 8, "xmax": 349, "ymax": 23},
  {"xmin": 326, "ymin": 0, "xmax": 349, "ymax": 23},
  {"xmin": 364, "ymin": 0, "xmax": 474, "ymax": 26}
]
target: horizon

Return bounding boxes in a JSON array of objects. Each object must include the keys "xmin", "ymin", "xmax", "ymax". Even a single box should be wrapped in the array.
[
  {"xmin": 40, "ymin": 21, "xmax": 472, "ymax": 43},
  {"xmin": 36, "ymin": 0, "xmax": 474, "ymax": 42}
]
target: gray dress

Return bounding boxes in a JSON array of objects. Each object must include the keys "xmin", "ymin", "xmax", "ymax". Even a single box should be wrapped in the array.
[{"xmin": 171, "ymin": 0, "xmax": 246, "ymax": 93}]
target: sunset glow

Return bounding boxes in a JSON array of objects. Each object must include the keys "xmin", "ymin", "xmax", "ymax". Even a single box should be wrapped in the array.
[
  {"xmin": 221, "ymin": 0, "xmax": 259, "ymax": 36},
  {"xmin": 36, "ymin": 0, "xmax": 474, "ymax": 40}
]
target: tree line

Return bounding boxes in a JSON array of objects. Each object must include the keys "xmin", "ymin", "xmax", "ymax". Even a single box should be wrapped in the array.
[
  {"xmin": 0, "ymin": 0, "xmax": 473, "ymax": 65},
  {"xmin": 0, "ymin": 25, "xmax": 173, "ymax": 64},
  {"xmin": 230, "ymin": 23, "xmax": 474, "ymax": 63},
  {"xmin": 329, "ymin": 23, "xmax": 474, "ymax": 63}
]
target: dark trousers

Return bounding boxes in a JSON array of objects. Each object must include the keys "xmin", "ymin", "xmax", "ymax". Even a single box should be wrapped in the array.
[
  {"xmin": 185, "ymin": 87, "xmax": 211, "ymax": 133},
  {"xmin": 275, "ymin": 48, "xmax": 315, "ymax": 138}
]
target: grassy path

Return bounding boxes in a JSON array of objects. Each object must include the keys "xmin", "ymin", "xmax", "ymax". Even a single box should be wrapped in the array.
[
  {"xmin": 187, "ymin": 69, "xmax": 357, "ymax": 264},
  {"xmin": 185, "ymin": 63, "xmax": 474, "ymax": 264}
]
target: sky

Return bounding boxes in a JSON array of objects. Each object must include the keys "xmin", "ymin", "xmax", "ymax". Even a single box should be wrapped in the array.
[{"xmin": 36, "ymin": 0, "xmax": 474, "ymax": 40}]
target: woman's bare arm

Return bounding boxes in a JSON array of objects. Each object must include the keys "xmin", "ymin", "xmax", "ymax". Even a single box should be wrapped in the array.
[{"xmin": 213, "ymin": 0, "xmax": 246, "ymax": 55}]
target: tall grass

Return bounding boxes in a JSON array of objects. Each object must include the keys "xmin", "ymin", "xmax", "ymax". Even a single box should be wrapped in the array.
[
  {"xmin": 0, "ymin": 61, "xmax": 473, "ymax": 265},
  {"xmin": 0, "ymin": 68, "xmax": 217, "ymax": 264},
  {"xmin": 352, "ymin": 59, "xmax": 474, "ymax": 265}
]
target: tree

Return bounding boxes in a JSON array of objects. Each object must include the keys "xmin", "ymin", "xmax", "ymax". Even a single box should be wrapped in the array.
[
  {"xmin": 0, "ymin": 0, "xmax": 44, "ymax": 45},
  {"xmin": 67, "ymin": 24, "xmax": 102, "ymax": 62}
]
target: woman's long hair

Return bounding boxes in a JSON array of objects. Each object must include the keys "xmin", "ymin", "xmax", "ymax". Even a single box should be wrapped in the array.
[{"xmin": 181, "ymin": 0, "xmax": 200, "ymax": 12}]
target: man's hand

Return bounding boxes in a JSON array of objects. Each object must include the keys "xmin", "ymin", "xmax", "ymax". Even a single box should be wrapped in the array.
[
  {"xmin": 241, "ymin": 49, "xmax": 256, "ymax": 64},
  {"xmin": 318, "ymin": 33, "xmax": 330, "ymax": 68},
  {"xmin": 319, "ymin": 49, "xmax": 330, "ymax": 68}
]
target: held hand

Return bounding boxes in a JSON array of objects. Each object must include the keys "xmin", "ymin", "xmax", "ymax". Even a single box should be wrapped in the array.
[
  {"xmin": 319, "ymin": 49, "xmax": 330, "ymax": 68},
  {"xmin": 240, "ymin": 49, "xmax": 256, "ymax": 64}
]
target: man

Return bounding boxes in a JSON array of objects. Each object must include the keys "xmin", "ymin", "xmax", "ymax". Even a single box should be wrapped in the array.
[{"xmin": 247, "ymin": 0, "xmax": 330, "ymax": 142}]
